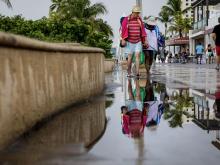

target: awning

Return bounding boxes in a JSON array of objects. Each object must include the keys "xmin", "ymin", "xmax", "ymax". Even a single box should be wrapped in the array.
[
  {"xmin": 166, "ymin": 37, "xmax": 189, "ymax": 46},
  {"xmin": 189, "ymin": 30, "xmax": 205, "ymax": 39}
]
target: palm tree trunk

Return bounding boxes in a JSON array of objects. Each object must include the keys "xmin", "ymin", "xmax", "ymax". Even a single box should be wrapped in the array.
[
  {"xmin": 165, "ymin": 23, "xmax": 167, "ymax": 38},
  {"xmin": 179, "ymin": 29, "xmax": 182, "ymax": 38}
]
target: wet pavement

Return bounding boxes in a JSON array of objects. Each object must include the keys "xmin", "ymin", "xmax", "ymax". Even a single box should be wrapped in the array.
[{"xmin": 1, "ymin": 63, "xmax": 220, "ymax": 165}]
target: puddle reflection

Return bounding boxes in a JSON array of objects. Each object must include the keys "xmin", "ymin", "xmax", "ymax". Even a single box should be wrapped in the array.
[
  {"xmin": 1, "ymin": 69, "xmax": 220, "ymax": 164},
  {"xmin": 0, "ymin": 97, "xmax": 107, "ymax": 164},
  {"xmin": 121, "ymin": 78, "xmax": 167, "ymax": 138},
  {"xmin": 164, "ymin": 88, "xmax": 193, "ymax": 128},
  {"xmin": 116, "ymin": 70, "xmax": 220, "ymax": 159},
  {"xmin": 192, "ymin": 87, "xmax": 220, "ymax": 150}
]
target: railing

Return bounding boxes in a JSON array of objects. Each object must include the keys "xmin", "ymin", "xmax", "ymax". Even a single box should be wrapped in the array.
[
  {"xmin": 193, "ymin": 12, "xmax": 220, "ymax": 30},
  {"xmin": 193, "ymin": 18, "xmax": 207, "ymax": 30}
]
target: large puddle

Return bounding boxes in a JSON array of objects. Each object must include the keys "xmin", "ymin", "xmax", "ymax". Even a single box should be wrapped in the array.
[{"xmin": 1, "ymin": 67, "xmax": 220, "ymax": 165}]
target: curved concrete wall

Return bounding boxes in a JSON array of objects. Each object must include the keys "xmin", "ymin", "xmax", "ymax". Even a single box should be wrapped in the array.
[
  {"xmin": 104, "ymin": 59, "xmax": 115, "ymax": 73},
  {"xmin": 0, "ymin": 97, "xmax": 106, "ymax": 164},
  {"xmin": 0, "ymin": 32, "xmax": 105, "ymax": 149}
]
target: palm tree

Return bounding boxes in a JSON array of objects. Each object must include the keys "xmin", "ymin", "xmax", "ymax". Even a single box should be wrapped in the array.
[
  {"xmin": 162, "ymin": 0, "xmax": 181, "ymax": 17},
  {"xmin": 163, "ymin": 90, "xmax": 193, "ymax": 128},
  {"xmin": 50, "ymin": 0, "xmax": 62, "ymax": 13},
  {"xmin": 92, "ymin": 19, "xmax": 113, "ymax": 36},
  {"xmin": 49, "ymin": 0, "xmax": 113, "ymax": 37},
  {"xmin": 83, "ymin": 2, "xmax": 107, "ymax": 18},
  {"xmin": 168, "ymin": 14, "xmax": 192, "ymax": 37},
  {"xmin": 159, "ymin": 0, "xmax": 192, "ymax": 38},
  {"xmin": 161, "ymin": 0, "xmax": 190, "ymax": 20},
  {"xmin": 158, "ymin": 9, "xmax": 171, "ymax": 38},
  {"xmin": 50, "ymin": 0, "xmax": 107, "ymax": 19},
  {"xmin": 182, "ymin": 17, "xmax": 192, "ymax": 36},
  {"xmin": 1, "ymin": 0, "xmax": 12, "ymax": 8}
]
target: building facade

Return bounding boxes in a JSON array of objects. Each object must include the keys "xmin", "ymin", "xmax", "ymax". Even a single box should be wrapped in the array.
[
  {"xmin": 165, "ymin": 0, "xmax": 194, "ymax": 55},
  {"xmin": 189, "ymin": 0, "xmax": 220, "ymax": 55},
  {"xmin": 182, "ymin": 0, "xmax": 195, "ymax": 18}
]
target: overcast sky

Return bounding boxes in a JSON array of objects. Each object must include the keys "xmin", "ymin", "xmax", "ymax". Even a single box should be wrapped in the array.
[{"xmin": 0, "ymin": 0, "xmax": 166, "ymax": 45}]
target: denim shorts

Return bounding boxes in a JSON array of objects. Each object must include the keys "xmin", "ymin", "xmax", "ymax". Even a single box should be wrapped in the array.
[
  {"xmin": 125, "ymin": 41, "xmax": 142, "ymax": 56},
  {"xmin": 126, "ymin": 100, "xmax": 143, "ymax": 112}
]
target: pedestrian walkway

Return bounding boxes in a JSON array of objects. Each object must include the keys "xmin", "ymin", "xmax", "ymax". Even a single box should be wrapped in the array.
[
  {"xmin": 150, "ymin": 63, "xmax": 220, "ymax": 91},
  {"xmin": 1, "ymin": 63, "xmax": 220, "ymax": 165}
]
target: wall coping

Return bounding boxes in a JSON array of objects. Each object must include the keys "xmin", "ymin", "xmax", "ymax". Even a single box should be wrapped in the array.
[
  {"xmin": 105, "ymin": 59, "xmax": 115, "ymax": 61},
  {"xmin": 0, "ymin": 32, "xmax": 105, "ymax": 53}
]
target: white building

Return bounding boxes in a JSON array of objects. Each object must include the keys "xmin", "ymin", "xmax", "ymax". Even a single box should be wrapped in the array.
[
  {"xmin": 189, "ymin": 0, "xmax": 220, "ymax": 55},
  {"xmin": 181, "ymin": 0, "xmax": 195, "ymax": 18},
  {"xmin": 165, "ymin": 0, "xmax": 194, "ymax": 55}
]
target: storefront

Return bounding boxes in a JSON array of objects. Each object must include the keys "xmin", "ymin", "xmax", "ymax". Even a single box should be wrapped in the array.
[{"xmin": 166, "ymin": 37, "xmax": 189, "ymax": 55}]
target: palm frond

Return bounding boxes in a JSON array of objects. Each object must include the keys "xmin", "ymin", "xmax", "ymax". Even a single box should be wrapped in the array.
[
  {"xmin": 93, "ymin": 19, "xmax": 113, "ymax": 36},
  {"xmin": 85, "ymin": 2, "xmax": 107, "ymax": 18},
  {"xmin": 1, "ymin": 0, "xmax": 12, "ymax": 8},
  {"xmin": 50, "ymin": 4, "xmax": 58, "ymax": 12}
]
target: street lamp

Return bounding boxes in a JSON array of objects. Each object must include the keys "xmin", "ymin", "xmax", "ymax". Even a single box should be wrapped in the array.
[
  {"xmin": 136, "ymin": 0, "xmax": 143, "ymax": 16},
  {"xmin": 136, "ymin": 0, "xmax": 142, "ymax": 8},
  {"xmin": 206, "ymin": 0, "xmax": 209, "ymax": 26}
]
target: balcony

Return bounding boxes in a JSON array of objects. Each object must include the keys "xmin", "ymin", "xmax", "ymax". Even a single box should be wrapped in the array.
[{"xmin": 193, "ymin": 18, "xmax": 207, "ymax": 30}]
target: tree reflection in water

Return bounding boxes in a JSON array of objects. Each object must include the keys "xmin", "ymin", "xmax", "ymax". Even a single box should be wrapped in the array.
[
  {"xmin": 154, "ymin": 83, "xmax": 194, "ymax": 128},
  {"xmin": 105, "ymin": 93, "xmax": 115, "ymax": 108},
  {"xmin": 164, "ymin": 89, "xmax": 193, "ymax": 128}
]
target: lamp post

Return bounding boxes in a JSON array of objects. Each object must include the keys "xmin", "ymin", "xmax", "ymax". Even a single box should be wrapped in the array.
[
  {"xmin": 206, "ymin": 0, "xmax": 209, "ymax": 26},
  {"xmin": 136, "ymin": 0, "xmax": 143, "ymax": 17},
  {"xmin": 136, "ymin": 0, "xmax": 142, "ymax": 7}
]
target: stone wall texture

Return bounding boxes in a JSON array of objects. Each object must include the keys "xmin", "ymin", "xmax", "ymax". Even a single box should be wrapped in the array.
[
  {"xmin": 0, "ymin": 32, "xmax": 105, "ymax": 149},
  {"xmin": 104, "ymin": 59, "xmax": 115, "ymax": 73},
  {"xmin": 0, "ymin": 97, "xmax": 106, "ymax": 164}
]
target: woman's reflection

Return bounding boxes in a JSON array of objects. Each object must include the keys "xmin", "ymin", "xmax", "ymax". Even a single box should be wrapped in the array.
[
  {"xmin": 120, "ymin": 78, "xmax": 167, "ymax": 137},
  {"xmin": 144, "ymin": 79, "xmax": 165, "ymax": 130},
  {"xmin": 121, "ymin": 78, "xmax": 147, "ymax": 138}
]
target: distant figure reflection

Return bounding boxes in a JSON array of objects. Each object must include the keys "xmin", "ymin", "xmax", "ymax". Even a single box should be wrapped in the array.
[
  {"xmin": 214, "ymin": 88, "xmax": 220, "ymax": 119},
  {"xmin": 212, "ymin": 88, "xmax": 220, "ymax": 150}
]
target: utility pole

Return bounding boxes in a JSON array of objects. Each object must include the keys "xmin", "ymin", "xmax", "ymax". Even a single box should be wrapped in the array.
[
  {"xmin": 136, "ymin": 0, "xmax": 143, "ymax": 16},
  {"xmin": 206, "ymin": 0, "xmax": 209, "ymax": 26}
]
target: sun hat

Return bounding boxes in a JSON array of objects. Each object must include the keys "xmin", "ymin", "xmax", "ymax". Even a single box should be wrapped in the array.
[
  {"xmin": 145, "ymin": 16, "xmax": 157, "ymax": 26},
  {"xmin": 132, "ymin": 6, "xmax": 141, "ymax": 13}
]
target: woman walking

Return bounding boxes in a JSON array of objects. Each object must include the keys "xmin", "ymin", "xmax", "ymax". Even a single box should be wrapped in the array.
[
  {"xmin": 206, "ymin": 44, "xmax": 214, "ymax": 64},
  {"xmin": 120, "ymin": 6, "xmax": 148, "ymax": 77}
]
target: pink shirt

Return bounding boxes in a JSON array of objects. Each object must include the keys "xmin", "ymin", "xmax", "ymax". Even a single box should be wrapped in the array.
[
  {"xmin": 120, "ymin": 15, "xmax": 146, "ymax": 44},
  {"xmin": 127, "ymin": 17, "xmax": 141, "ymax": 43},
  {"xmin": 122, "ymin": 109, "xmax": 147, "ymax": 136}
]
